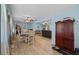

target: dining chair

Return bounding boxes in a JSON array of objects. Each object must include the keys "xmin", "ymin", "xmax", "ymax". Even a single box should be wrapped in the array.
[{"xmin": 27, "ymin": 30, "xmax": 35, "ymax": 45}]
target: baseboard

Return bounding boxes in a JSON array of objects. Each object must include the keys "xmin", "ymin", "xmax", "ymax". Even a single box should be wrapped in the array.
[
  {"xmin": 75, "ymin": 48, "xmax": 79, "ymax": 55},
  {"xmin": 52, "ymin": 47, "xmax": 74, "ymax": 55}
]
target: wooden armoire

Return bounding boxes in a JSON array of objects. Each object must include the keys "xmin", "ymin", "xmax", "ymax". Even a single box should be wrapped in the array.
[{"xmin": 55, "ymin": 18, "xmax": 75, "ymax": 54}]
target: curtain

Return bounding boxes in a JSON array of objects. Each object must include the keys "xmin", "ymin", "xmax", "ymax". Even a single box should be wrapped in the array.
[{"xmin": 1, "ymin": 4, "xmax": 9, "ymax": 55}]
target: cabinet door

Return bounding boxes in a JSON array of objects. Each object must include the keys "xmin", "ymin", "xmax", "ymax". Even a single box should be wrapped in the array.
[
  {"xmin": 56, "ymin": 21, "xmax": 64, "ymax": 48},
  {"xmin": 63, "ymin": 20, "xmax": 74, "ymax": 54}
]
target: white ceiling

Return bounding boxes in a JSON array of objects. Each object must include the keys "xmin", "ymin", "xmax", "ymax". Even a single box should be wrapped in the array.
[{"xmin": 7, "ymin": 4, "xmax": 76, "ymax": 20}]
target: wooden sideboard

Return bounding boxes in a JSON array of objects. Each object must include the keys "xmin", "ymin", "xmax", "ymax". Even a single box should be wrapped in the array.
[{"xmin": 42, "ymin": 30, "xmax": 51, "ymax": 39}]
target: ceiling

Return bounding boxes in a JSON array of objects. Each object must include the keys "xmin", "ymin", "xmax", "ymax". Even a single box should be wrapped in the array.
[{"xmin": 7, "ymin": 4, "xmax": 76, "ymax": 20}]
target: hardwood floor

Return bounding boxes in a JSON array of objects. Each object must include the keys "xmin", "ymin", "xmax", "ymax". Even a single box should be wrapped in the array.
[{"xmin": 10, "ymin": 34, "xmax": 62, "ymax": 55}]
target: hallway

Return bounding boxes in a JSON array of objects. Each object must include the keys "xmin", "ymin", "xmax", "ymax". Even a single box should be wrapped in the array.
[{"xmin": 10, "ymin": 34, "xmax": 62, "ymax": 55}]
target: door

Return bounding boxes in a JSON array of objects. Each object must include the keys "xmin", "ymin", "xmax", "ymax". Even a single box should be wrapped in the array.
[
  {"xmin": 56, "ymin": 21, "xmax": 64, "ymax": 48},
  {"xmin": 63, "ymin": 19, "xmax": 74, "ymax": 54}
]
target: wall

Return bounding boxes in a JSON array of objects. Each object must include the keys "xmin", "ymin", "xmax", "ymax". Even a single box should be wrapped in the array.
[
  {"xmin": 0, "ymin": 4, "xmax": 1, "ymax": 54},
  {"xmin": 33, "ymin": 22, "xmax": 42, "ymax": 31},
  {"xmin": 51, "ymin": 5, "xmax": 79, "ymax": 48},
  {"xmin": 33, "ymin": 17, "xmax": 52, "ymax": 31},
  {"xmin": 13, "ymin": 17, "xmax": 34, "ymax": 32},
  {"xmin": 26, "ymin": 21, "xmax": 34, "ymax": 29},
  {"xmin": 13, "ymin": 17, "xmax": 48, "ymax": 32}
]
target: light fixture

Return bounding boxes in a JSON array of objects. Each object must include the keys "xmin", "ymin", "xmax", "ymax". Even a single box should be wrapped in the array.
[{"xmin": 25, "ymin": 17, "xmax": 33, "ymax": 23}]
